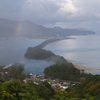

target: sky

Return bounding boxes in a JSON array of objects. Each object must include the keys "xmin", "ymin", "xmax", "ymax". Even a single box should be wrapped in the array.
[{"xmin": 0, "ymin": 0, "xmax": 100, "ymax": 31}]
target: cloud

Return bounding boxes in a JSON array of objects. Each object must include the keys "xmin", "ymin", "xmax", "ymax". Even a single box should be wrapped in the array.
[
  {"xmin": 72, "ymin": 0, "xmax": 100, "ymax": 20},
  {"xmin": 21, "ymin": 0, "xmax": 61, "ymax": 22},
  {"xmin": 21, "ymin": 0, "xmax": 100, "ymax": 23},
  {"xmin": 0, "ymin": 0, "xmax": 25, "ymax": 19},
  {"xmin": 0, "ymin": 0, "xmax": 100, "ymax": 30}
]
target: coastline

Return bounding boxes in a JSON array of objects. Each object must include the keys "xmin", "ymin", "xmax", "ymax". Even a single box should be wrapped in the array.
[
  {"xmin": 42, "ymin": 37, "xmax": 100, "ymax": 72},
  {"xmin": 66, "ymin": 59, "xmax": 100, "ymax": 72},
  {"xmin": 24, "ymin": 36, "xmax": 100, "ymax": 73},
  {"xmin": 74, "ymin": 64, "xmax": 100, "ymax": 72}
]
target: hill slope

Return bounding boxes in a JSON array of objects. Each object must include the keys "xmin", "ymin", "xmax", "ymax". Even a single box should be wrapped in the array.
[{"xmin": 0, "ymin": 18, "xmax": 95, "ymax": 39}]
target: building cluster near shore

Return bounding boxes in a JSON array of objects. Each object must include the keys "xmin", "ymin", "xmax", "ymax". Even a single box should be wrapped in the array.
[{"xmin": 23, "ymin": 74, "xmax": 79, "ymax": 90}]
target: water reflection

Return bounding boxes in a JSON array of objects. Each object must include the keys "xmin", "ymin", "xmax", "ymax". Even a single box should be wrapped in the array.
[{"xmin": 45, "ymin": 34, "xmax": 100, "ymax": 74}]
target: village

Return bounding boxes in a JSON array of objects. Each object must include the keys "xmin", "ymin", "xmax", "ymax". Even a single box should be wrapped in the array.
[
  {"xmin": 23, "ymin": 73, "xmax": 80, "ymax": 90},
  {"xmin": 0, "ymin": 64, "xmax": 80, "ymax": 91}
]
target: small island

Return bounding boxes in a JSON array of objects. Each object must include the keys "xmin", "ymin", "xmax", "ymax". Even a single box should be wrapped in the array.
[{"xmin": 24, "ymin": 38, "xmax": 70, "ymax": 62}]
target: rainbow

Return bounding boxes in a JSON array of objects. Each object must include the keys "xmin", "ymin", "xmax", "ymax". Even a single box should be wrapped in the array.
[
  {"xmin": 15, "ymin": 0, "xmax": 27, "ymax": 37},
  {"xmin": 15, "ymin": 21, "xmax": 22, "ymax": 37}
]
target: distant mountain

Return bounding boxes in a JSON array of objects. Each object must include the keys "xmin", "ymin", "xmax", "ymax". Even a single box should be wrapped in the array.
[
  {"xmin": 52, "ymin": 26, "xmax": 95, "ymax": 36},
  {"xmin": 0, "ymin": 18, "xmax": 95, "ymax": 39}
]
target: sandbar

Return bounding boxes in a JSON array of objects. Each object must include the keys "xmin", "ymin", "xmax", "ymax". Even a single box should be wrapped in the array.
[
  {"xmin": 66, "ymin": 59, "xmax": 100, "ymax": 72},
  {"xmin": 74, "ymin": 64, "xmax": 100, "ymax": 72}
]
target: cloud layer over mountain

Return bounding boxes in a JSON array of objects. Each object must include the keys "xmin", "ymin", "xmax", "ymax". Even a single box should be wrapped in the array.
[{"xmin": 0, "ymin": 0, "xmax": 100, "ymax": 31}]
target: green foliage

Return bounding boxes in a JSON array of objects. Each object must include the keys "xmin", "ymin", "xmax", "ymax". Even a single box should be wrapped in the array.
[
  {"xmin": 42, "ymin": 81, "xmax": 54, "ymax": 94},
  {"xmin": 0, "ymin": 79, "xmax": 55, "ymax": 100},
  {"xmin": 44, "ymin": 63, "xmax": 81, "ymax": 81},
  {"xmin": 65, "ymin": 75, "xmax": 100, "ymax": 99},
  {"xmin": 0, "ymin": 65, "xmax": 5, "ymax": 71},
  {"xmin": 1, "ymin": 80, "xmax": 22, "ymax": 100},
  {"xmin": 0, "ymin": 63, "xmax": 26, "ymax": 81},
  {"xmin": 24, "ymin": 46, "xmax": 55, "ymax": 59},
  {"xmin": 94, "ymin": 92, "xmax": 100, "ymax": 100},
  {"xmin": 0, "ymin": 75, "xmax": 100, "ymax": 100}
]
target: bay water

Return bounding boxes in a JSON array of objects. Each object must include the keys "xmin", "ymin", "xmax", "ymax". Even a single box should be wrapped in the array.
[
  {"xmin": 45, "ymin": 34, "xmax": 100, "ymax": 74},
  {"xmin": 0, "ymin": 39, "xmax": 53, "ymax": 75},
  {"xmin": 0, "ymin": 34, "xmax": 100, "ymax": 75}
]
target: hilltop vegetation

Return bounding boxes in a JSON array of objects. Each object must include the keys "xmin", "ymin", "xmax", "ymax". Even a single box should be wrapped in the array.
[
  {"xmin": 44, "ymin": 63, "xmax": 93, "ymax": 82},
  {"xmin": 65, "ymin": 75, "xmax": 100, "ymax": 100},
  {"xmin": 0, "ymin": 63, "xmax": 26, "ymax": 81},
  {"xmin": 0, "ymin": 64, "xmax": 100, "ymax": 100},
  {"xmin": 24, "ymin": 46, "xmax": 55, "ymax": 59}
]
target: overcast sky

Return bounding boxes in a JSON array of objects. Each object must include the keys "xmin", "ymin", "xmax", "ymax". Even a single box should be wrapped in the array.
[{"xmin": 0, "ymin": 0, "xmax": 100, "ymax": 31}]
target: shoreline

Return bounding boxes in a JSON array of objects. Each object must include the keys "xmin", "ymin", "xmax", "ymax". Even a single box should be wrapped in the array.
[
  {"xmin": 41, "ymin": 37, "xmax": 100, "ymax": 72},
  {"xmin": 66, "ymin": 59, "xmax": 100, "ymax": 72},
  {"xmin": 74, "ymin": 64, "xmax": 100, "ymax": 72}
]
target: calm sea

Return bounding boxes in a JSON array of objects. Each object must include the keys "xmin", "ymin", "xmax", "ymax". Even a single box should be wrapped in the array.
[
  {"xmin": 0, "ymin": 39, "xmax": 53, "ymax": 75},
  {"xmin": 0, "ymin": 34, "xmax": 100, "ymax": 75},
  {"xmin": 45, "ymin": 34, "xmax": 100, "ymax": 74}
]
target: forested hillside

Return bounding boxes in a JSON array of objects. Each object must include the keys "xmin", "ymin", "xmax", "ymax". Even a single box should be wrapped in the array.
[
  {"xmin": 44, "ymin": 63, "xmax": 93, "ymax": 82},
  {"xmin": 0, "ymin": 63, "xmax": 100, "ymax": 100},
  {"xmin": 24, "ymin": 46, "xmax": 55, "ymax": 59}
]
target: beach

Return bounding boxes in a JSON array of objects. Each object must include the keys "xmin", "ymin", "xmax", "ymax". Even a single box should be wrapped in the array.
[
  {"xmin": 66, "ymin": 59, "xmax": 100, "ymax": 72},
  {"xmin": 74, "ymin": 64, "xmax": 100, "ymax": 72}
]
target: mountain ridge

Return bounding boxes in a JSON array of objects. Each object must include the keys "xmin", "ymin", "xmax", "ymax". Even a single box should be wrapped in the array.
[{"xmin": 0, "ymin": 18, "xmax": 95, "ymax": 39}]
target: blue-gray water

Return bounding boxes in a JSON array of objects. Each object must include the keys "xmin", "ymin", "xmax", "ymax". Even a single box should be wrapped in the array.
[
  {"xmin": 45, "ymin": 34, "xmax": 100, "ymax": 75},
  {"xmin": 0, "ymin": 39, "xmax": 53, "ymax": 75},
  {"xmin": 0, "ymin": 34, "xmax": 100, "ymax": 75}
]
